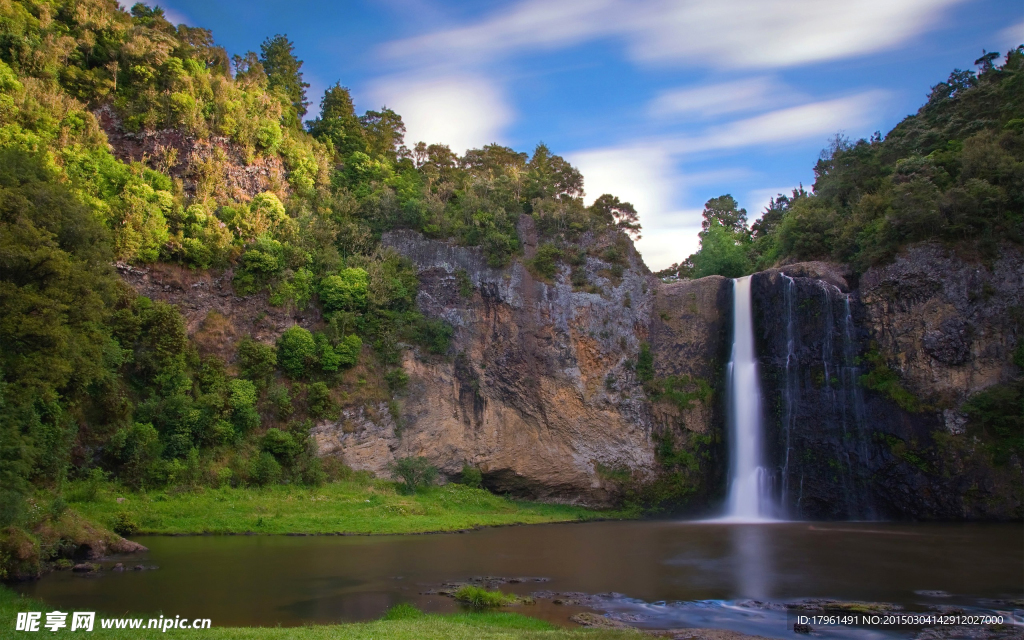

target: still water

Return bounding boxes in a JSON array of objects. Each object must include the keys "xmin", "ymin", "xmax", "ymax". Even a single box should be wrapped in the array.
[{"xmin": 15, "ymin": 521, "xmax": 1024, "ymax": 635}]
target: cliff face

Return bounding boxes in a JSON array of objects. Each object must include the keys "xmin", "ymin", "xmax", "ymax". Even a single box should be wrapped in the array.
[
  {"xmin": 308, "ymin": 227, "xmax": 730, "ymax": 506},
  {"xmin": 752, "ymin": 244, "xmax": 1023, "ymax": 520}
]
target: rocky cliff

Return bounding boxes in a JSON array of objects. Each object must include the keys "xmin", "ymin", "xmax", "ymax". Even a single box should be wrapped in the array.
[
  {"xmin": 752, "ymin": 244, "xmax": 1023, "ymax": 520},
  {"xmin": 311, "ymin": 225, "xmax": 729, "ymax": 506},
  {"xmin": 118, "ymin": 229, "xmax": 1020, "ymax": 516}
]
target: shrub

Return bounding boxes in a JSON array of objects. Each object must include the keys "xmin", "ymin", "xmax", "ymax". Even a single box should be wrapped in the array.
[
  {"xmin": 527, "ymin": 242, "xmax": 561, "ymax": 280},
  {"xmin": 277, "ymin": 326, "xmax": 317, "ymax": 378},
  {"xmin": 237, "ymin": 337, "xmax": 278, "ymax": 382},
  {"xmin": 248, "ymin": 452, "xmax": 282, "ymax": 487},
  {"xmin": 319, "ymin": 268, "xmax": 369, "ymax": 312},
  {"xmin": 109, "ymin": 423, "xmax": 162, "ymax": 490},
  {"xmin": 385, "ymin": 369, "xmax": 409, "ymax": 393},
  {"xmin": 388, "ymin": 456, "xmax": 437, "ymax": 494},
  {"xmin": 112, "ymin": 512, "xmax": 139, "ymax": 536},
  {"xmin": 306, "ymin": 382, "xmax": 338, "ymax": 420},
  {"xmin": 460, "ymin": 465, "xmax": 483, "ymax": 488},
  {"xmin": 453, "ymin": 585, "xmax": 519, "ymax": 608},
  {"xmin": 261, "ymin": 428, "xmax": 302, "ymax": 464}
]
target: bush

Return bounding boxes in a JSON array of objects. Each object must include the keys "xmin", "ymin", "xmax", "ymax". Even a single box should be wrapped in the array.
[
  {"xmin": 306, "ymin": 382, "xmax": 338, "ymax": 420},
  {"xmin": 460, "ymin": 465, "xmax": 483, "ymax": 488},
  {"xmin": 319, "ymin": 268, "xmax": 369, "ymax": 312},
  {"xmin": 453, "ymin": 585, "xmax": 519, "ymax": 608},
  {"xmin": 112, "ymin": 512, "xmax": 139, "ymax": 536},
  {"xmin": 385, "ymin": 369, "xmax": 409, "ymax": 393},
  {"xmin": 388, "ymin": 456, "xmax": 438, "ymax": 494},
  {"xmin": 237, "ymin": 338, "xmax": 277, "ymax": 382},
  {"xmin": 277, "ymin": 326, "xmax": 317, "ymax": 378},
  {"xmin": 527, "ymin": 242, "xmax": 561, "ymax": 280},
  {"xmin": 261, "ymin": 428, "xmax": 302, "ymax": 464},
  {"xmin": 248, "ymin": 452, "xmax": 282, "ymax": 487}
]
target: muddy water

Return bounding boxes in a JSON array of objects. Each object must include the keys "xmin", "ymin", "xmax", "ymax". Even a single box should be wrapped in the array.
[{"xmin": 14, "ymin": 521, "xmax": 1024, "ymax": 635}]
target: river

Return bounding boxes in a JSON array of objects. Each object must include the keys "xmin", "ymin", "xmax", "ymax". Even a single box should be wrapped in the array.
[{"xmin": 14, "ymin": 520, "xmax": 1023, "ymax": 637}]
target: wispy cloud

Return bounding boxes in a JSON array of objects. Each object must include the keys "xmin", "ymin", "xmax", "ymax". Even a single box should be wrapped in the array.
[
  {"xmin": 997, "ymin": 20, "xmax": 1024, "ymax": 49},
  {"xmin": 380, "ymin": 0, "xmax": 966, "ymax": 70},
  {"xmin": 673, "ymin": 92, "xmax": 886, "ymax": 154},
  {"xmin": 365, "ymin": 75, "xmax": 514, "ymax": 154},
  {"xmin": 649, "ymin": 77, "xmax": 788, "ymax": 119}
]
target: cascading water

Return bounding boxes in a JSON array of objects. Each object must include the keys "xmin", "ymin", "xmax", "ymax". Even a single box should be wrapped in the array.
[{"xmin": 723, "ymin": 276, "xmax": 775, "ymax": 521}]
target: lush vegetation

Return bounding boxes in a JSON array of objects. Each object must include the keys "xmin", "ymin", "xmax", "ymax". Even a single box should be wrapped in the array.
[
  {"xmin": 0, "ymin": 0, "xmax": 643, "ymax": 561},
  {"xmin": 0, "ymin": 589, "xmax": 642, "ymax": 639},
  {"xmin": 65, "ymin": 477, "xmax": 614, "ymax": 535},
  {"xmin": 660, "ymin": 48, "xmax": 1024, "ymax": 280}
]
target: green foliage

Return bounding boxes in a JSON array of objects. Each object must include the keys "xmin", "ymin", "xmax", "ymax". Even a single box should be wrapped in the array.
[
  {"xmin": 455, "ymin": 269, "xmax": 474, "ymax": 298},
  {"xmin": 414, "ymin": 318, "xmax": 453, "ymax": 355},
  {"xmin": 453, "ymin": 586, "xmax": 520, "ymax": 608},
  {"xmin": 636, "ymin": 342, "xmax": 654, "ymax": 382},
  {"xmin": 237, "ymin": 337, "xmax": 277, "ymax": 382},
  {"xmin": 248, "ymin": 451, "xmax": 283, "ymax": 487},
  {"xmin": 858, "ymin": 345, "xmax": 922, "ymax": 412},
  {"xmin": 459, "ymin": 465, "xmax": 483, "ymax": 488},
  {"xmin": 277, "ymin": 326, "xmax": 317, "ymax": 378},
  {"xmin": 261, "ymin": 428, "xmax": 302, "ymax": 464},
  {"xmin": 647, "ymin": 375, "xmax": 712, "ymax": 412},
  {"xmin": 320, "ymin": 268, "xmax": 369, "ymax": 312},
  {"xmin": 527, "ymin": 242, "xmax": 562, "ymax": 280},
  {"xmin": 962, "ymin": 380, "xmax": 1024, "ymax": 465},
  {"xmin": 388, "ymin": 456, "xmax": 438, "ymax": 494},
  {"xmin": 385, "ymin": 369, "xmax": 409, "ymax": 393},
  {"xmin": 381, "ymin": 603, "xmax": 425, "ymax": 621},
  {"xmin": 109, "ymin": 423, "xmax": 162, "ymax": 490},
  {"xmin": 260, "ymin": 34, "xmax": 309, "ymax": 123},
  {"xmin": 306, "ymin": 381, "xmax": 338, "ymax": 419}
]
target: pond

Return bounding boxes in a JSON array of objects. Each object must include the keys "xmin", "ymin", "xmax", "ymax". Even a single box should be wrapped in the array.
[{"xmin": 14, "ymin": 520, "xmax": 1023, "ymax": 637}]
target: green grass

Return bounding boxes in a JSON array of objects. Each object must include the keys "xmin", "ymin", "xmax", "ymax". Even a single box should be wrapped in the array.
[
  {"xmin": 454, "ymin": 585, "xmax": 524, "ymax": 608},
  {"xmin": 1, "ymin": 588, "xmax": 642, "ymax": 640},
  {"xmin": 67, "ymin": 480, "xmax": 624, "ymax": 535}
]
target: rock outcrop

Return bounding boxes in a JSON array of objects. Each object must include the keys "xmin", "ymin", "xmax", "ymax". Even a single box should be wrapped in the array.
[{"xmin": 96, "ymin": 105, "xmax": 287, "ymax": 202}]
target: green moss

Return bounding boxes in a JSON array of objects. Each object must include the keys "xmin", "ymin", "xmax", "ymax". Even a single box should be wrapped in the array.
[{"xmin": 858, "ymin": 345, "xmax": 923, "ymax": 412}]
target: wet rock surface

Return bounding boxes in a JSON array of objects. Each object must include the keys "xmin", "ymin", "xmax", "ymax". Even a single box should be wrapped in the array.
[{"xmin": 751, "ymin": 243, "xmax": 1023, "ymax": 520}]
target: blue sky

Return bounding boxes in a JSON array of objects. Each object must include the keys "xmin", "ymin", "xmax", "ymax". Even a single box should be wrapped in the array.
[{"xmin": 139, "ymin": 0, "xmax": 1022, "ymax": 270}]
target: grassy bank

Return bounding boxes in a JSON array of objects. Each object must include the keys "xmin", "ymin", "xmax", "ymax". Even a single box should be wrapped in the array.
[
  {"xmin": 67, "ymin": 479, "xmax": 626, "ymax": 536},
  {"xmin": 1, "ymin": 587, "xmax": 640, "ymax": 639}
]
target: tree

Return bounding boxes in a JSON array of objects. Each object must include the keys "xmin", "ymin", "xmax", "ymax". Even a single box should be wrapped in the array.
[
  {"xmin": 259, "ymin": 34, "xmax": 310, "ymax": 122},
  {"xmin": 751, "ymin": 186, "xmax": 806, "ymax": 240},
  {"xmin": 360, "ymin": 108, "xmax": 406, "ymax": 161},
  {"xmin": 307, "ymin": 83, "xmax": 366, "ymax": 158},
  {"xmin": 700, "ymin": 195, "xmax": 747, "ymax": 234},
  {"xmin": 590, "ymin": 194, "xmax": 642, "ymax": 239},
  {"xmin": 525, "ymin": 143, "xmax": 583, "ymax": 203},
  {"xmin": 319, "ymin": 268, "xmax": 368, "ymax": 313},
  {"xmin": 277, "ymin": 326, "xmax": 317, "ymax": 378},
  {"xmin": 690, "ymin": 220, "xmax": 752, "ymax": 278}
]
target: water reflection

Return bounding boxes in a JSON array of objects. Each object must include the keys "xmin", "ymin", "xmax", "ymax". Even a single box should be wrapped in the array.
[{"xmin": 731, "ymin": 525, "xmax": 770, "ymax": 599}]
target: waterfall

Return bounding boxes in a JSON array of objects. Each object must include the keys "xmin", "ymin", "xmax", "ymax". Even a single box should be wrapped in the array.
[{"xmin": 724, "ymin": 276, "xmax": 775, "ymax": 521}]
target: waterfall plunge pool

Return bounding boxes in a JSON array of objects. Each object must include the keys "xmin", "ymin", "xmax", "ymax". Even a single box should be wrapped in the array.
[{"xmin": 14, "ymin": 520, "xmax": 1023, "ymax": 638}]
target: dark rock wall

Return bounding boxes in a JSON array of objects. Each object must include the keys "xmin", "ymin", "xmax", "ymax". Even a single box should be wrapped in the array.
[{"xmin": 751, "ymin": 245, "xmax": 1023, "ymax": 520}]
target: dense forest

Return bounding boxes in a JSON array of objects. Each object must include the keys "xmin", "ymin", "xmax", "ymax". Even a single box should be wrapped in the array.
[
  {"xmin": 0, "ymin": 0, "xmax": 647, "ymax": 530},
  {"xmin": 661, "ymin": 47, "xmax": 1023, "ymax": 279}
]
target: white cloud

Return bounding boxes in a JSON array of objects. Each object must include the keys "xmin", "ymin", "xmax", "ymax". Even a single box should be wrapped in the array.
[
  {"xmin": 649, "ymin": 77, "xmax": 784, "ymax": 119},
  {"xmin": 381, "ymin": 0, "xmax": 966, "ymax": 70},
  {"xmin": 365, "ymin": 75, "xmax": 514, "ymax": 154},
  {"xmin": 674, "ymin": 91, "xmax": 886, "ymax": 153},
  {"xmin": 998, "ymin": 21, "xmax": 1024, "ymax": 50},
  {"xmin": 567, "ymin": 145, "xmax": 703, "ymax": 269}
]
